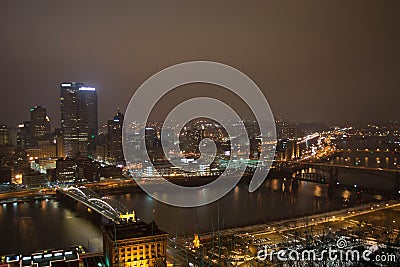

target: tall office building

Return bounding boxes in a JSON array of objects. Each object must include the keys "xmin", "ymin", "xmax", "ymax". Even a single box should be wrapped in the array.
[
  {"xmin": 0, "ymin": 125, "xmax": 10, "ymax": 146},
  {"xmin": 16, "ymin": 121, "xmax": 31, "ymax": 149},
  {"xmin": 107, "ymin": 110, "xmax": 124, "ymax": 165},
  {"xmin": 144, "ymin": 127, "xmax": 158, "ymax": 150},
  {"xmin": 60, "ymin": 82, "xmax": 98, "ymax": 158},
  {"xmin": 275, "ymin": 118, "xmax": 298, "ymax": 140},
  {"xmin": 0, "ymin": 125, "xmax": 15, "ymax": 159},
  {"xmin": 54, "ymin": 128, "xmax": 65, "ymax": 158},
  {"xmin": 29, "ymin": 105, "xmax": 51, "ymax": 146},
  {"xmin": 276, "ymin": 139, "xmax": 301, "ymax": 161}
]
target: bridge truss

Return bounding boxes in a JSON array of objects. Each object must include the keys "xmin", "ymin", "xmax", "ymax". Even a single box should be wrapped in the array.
[{"xmin": 61, "ymin": 186, "xmax": 134, "ymax": 221}]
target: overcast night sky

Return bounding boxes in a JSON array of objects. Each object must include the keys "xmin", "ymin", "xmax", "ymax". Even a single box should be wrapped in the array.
[{"xmin": 0, "ymin": 1, "xmax": 399, "ymax": 128}]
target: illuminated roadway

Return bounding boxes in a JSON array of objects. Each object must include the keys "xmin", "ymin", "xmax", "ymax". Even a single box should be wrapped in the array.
[
  {"xmin": 279, "ymin": 160, "xmax": 400, "ymax": 173},
  {"xmin": 0, "ymin": 188, "xmax": 55, "ymax": 201}
]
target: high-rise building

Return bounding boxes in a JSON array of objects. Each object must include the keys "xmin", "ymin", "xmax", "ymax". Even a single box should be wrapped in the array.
[
  {"xmin": 0, "ymin": 125, "xmax": 14, "ymax": 163},
  {"xmin": 144, "ymin": 127, "xmax": 158, "ymax": 150},
  {"xmin": 275, "ymin": 118, "xmax": 298, "ymax": 140},
  {"xmin": 29, "ymin": 105, "xmax": 51, "ymax": 145},
  {"xmin": 54, "ymin": 128, "xmax": 65, "ymax": 158},
  {"xmin": 0, "ymin": 125, "xmax": 10, "ymax": 146},
  {"xmin": 275, "ymin": 139, "xmax": 301, "ymax": 161},
  {"xmin": 95, "ymin": 133, "xmax": 107, "ymax": 162},
  {"xmin": 60, "ymin": 82, "xmax": 98, "ymax": 158},
  {"xmin": 16, "ymin": 121, "xmax": 31, "ymax": 149},
  {"xmin": 107, "ymin": 110, "xmax": 124, "ymax": 164}
]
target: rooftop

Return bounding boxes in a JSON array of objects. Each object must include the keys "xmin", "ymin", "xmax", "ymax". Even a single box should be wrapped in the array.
[{"xmin": 103, "ymin": 220, "xmax": 168, "ymax": 241}]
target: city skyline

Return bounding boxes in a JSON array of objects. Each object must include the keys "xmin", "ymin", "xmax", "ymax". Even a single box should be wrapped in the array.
[
  {"xmin": 1, "ymin": 1, "xmax": 400, "ymax": 128},
  {"xmin": 0, "ymin": 2, "xmax": 399, "ymax": 266},
  {"xmin": 1, "ymin": 90, "xmax": 398, "ymax": 132}
]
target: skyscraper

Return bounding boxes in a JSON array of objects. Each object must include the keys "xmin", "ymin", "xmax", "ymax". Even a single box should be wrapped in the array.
[
  {"xmin": 107, "ymin": 110, "xmax": 124, "ymax": 165},
  {"xmin": 29, "ymin": 105, "xmax": 51, "ymax": 146},
  {"xmin": 0, "ymin": 125, "xmax": 10, "ymax": 146},
  {"xmin": 16, "ymin": 121, "xmax": 31, "ymax": 149},
  {"xmin": 60, "ymin": 82, "xmax": 98, "ymax": 158},
  {"xmin": 275, "ymin": 118, "xmax": 298, "ymax": 140}
]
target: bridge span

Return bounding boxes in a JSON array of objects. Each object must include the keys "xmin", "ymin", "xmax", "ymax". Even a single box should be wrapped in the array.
[
  {"xmin": 56, "ymin": 186, "xmax": 135, "ymax": 222},
  {"xmin": 274, "ymin": 160, "xmax": 400, "ymax": 196},
  {"xmin": 275, "ymin": 160, "xmax": 400, "ymax": 173}
]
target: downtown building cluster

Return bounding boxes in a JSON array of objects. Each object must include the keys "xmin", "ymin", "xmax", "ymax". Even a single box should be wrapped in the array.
[
  {"xmin": 0, "ymin": 81, "xmax": 319, "ymax": 186},
  {"xmin": 0, "ymin": 82, "xmax": 125, "ymax": 187}
]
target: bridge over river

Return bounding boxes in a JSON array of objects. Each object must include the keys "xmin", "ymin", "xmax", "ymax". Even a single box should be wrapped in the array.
[
  {"xmin": 56, "ymin": 186, "xmax": 135, "ymax": 221},
  {"xmin": 274, "ymin": 158, "xmax": 400, "ymax": 197}
]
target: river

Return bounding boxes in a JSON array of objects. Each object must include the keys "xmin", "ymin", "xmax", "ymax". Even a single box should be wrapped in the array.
[{"xmin": 0, "ymin": 172, "xmax": 390, "ymax": 255}]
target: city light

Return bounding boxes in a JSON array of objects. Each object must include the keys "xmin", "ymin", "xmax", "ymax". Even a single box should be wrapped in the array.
[
  {"xmin": 0, "ymin": 2, "xmax": 399, "ymax": 267},
  {"xmin": 79, "ymin": 87, "xmax": 95, "ymax": 91}
]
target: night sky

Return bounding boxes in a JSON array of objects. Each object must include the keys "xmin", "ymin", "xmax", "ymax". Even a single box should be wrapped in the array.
[{"xmin": 0, "ymin": 1, "xmax": 399, "ymax": 128}]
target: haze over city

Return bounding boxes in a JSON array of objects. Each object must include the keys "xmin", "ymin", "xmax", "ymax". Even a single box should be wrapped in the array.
[{"xmin": 0, "ymin": 2, "xmax": 399, "ymax": 267}]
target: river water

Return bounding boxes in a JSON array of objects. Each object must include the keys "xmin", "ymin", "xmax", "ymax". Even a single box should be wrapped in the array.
[{"xmin": 0, "ymin": 171, "xmax": 390, "ymax": 255}]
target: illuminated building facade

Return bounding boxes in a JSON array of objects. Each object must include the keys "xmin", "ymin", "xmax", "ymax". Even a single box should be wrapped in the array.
[
  {"xmin": 103, "ymin": 220, "xmax": 168, "ymax": 267},
  {"xmin": 29, "ymin": 105, "xmax": 51, "ymax": 146},
  {"xmin": 107, "ymin": 110, "xmax": 124, "ymax": 165},
  {"xmin": 275, "ymin": 118, "xmax": 298, "ymax": 140},
  {"xmin": 1, "ymin": 247, "xmax": 80, "ymax": 267},
  {"xmin": 26, "ymin": 141, "xmax": 57, "ymax": 159},
  {"xmin": 0, "ymin": 125, "xmax": 10, "ymax": 146},
  {"xmin": 16, "ymin": 121, "xmax": 31, "ymax": 149},
  {"xmin": 54, "ymin": 128, "xmax": 65, "ymax": 158},
  {"xmin": 31, "ymin": 158, "xmax": 57, "ymax": 174},
  {"xmin": 60, "ymin": 82, "xmax": 98, "ymax": 158},
  {"xmin": 55, "ymin": 158, "xmax": 77, "ymax": 182},
  {"xmin": 275, "ymin": 139, "xmax": 301, "ymax": 161},
  {"xmin": 144, "ymin": 127, "xmax": 158, "ymax": 151}
]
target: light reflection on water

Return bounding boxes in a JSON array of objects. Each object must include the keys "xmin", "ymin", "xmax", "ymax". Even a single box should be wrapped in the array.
[
  {"xmin": 330, "ymin": 152, "xmax": 398, "ymax": 169},
  {"xmin": 0, "ymin": 199, "xmax": 102, "ymax": 255},
  {"xmin": 313, "ymin": 185, "xmax": 322, "ymax": 197},
  {"xmin": 342, "ymin": 190, "xmax": 351, "ymax": 199},
  {"xmin": 0, "ymin": 171, "xmax": 394, "ymax": 255},
  {"xmin": 113, "ymin": 175, "xmax": 390, "ymax": 236}
]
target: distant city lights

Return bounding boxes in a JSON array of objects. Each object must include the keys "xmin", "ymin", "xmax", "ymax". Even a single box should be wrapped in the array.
[{"xmin": 79, "ymin": 87, "xmax": 96, "ymax": 91}]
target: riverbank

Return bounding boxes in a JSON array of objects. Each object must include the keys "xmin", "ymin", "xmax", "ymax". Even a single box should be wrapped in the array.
[{"xmin": 192, "ymin": 199, "xmax": 400, "ymax": 242}]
